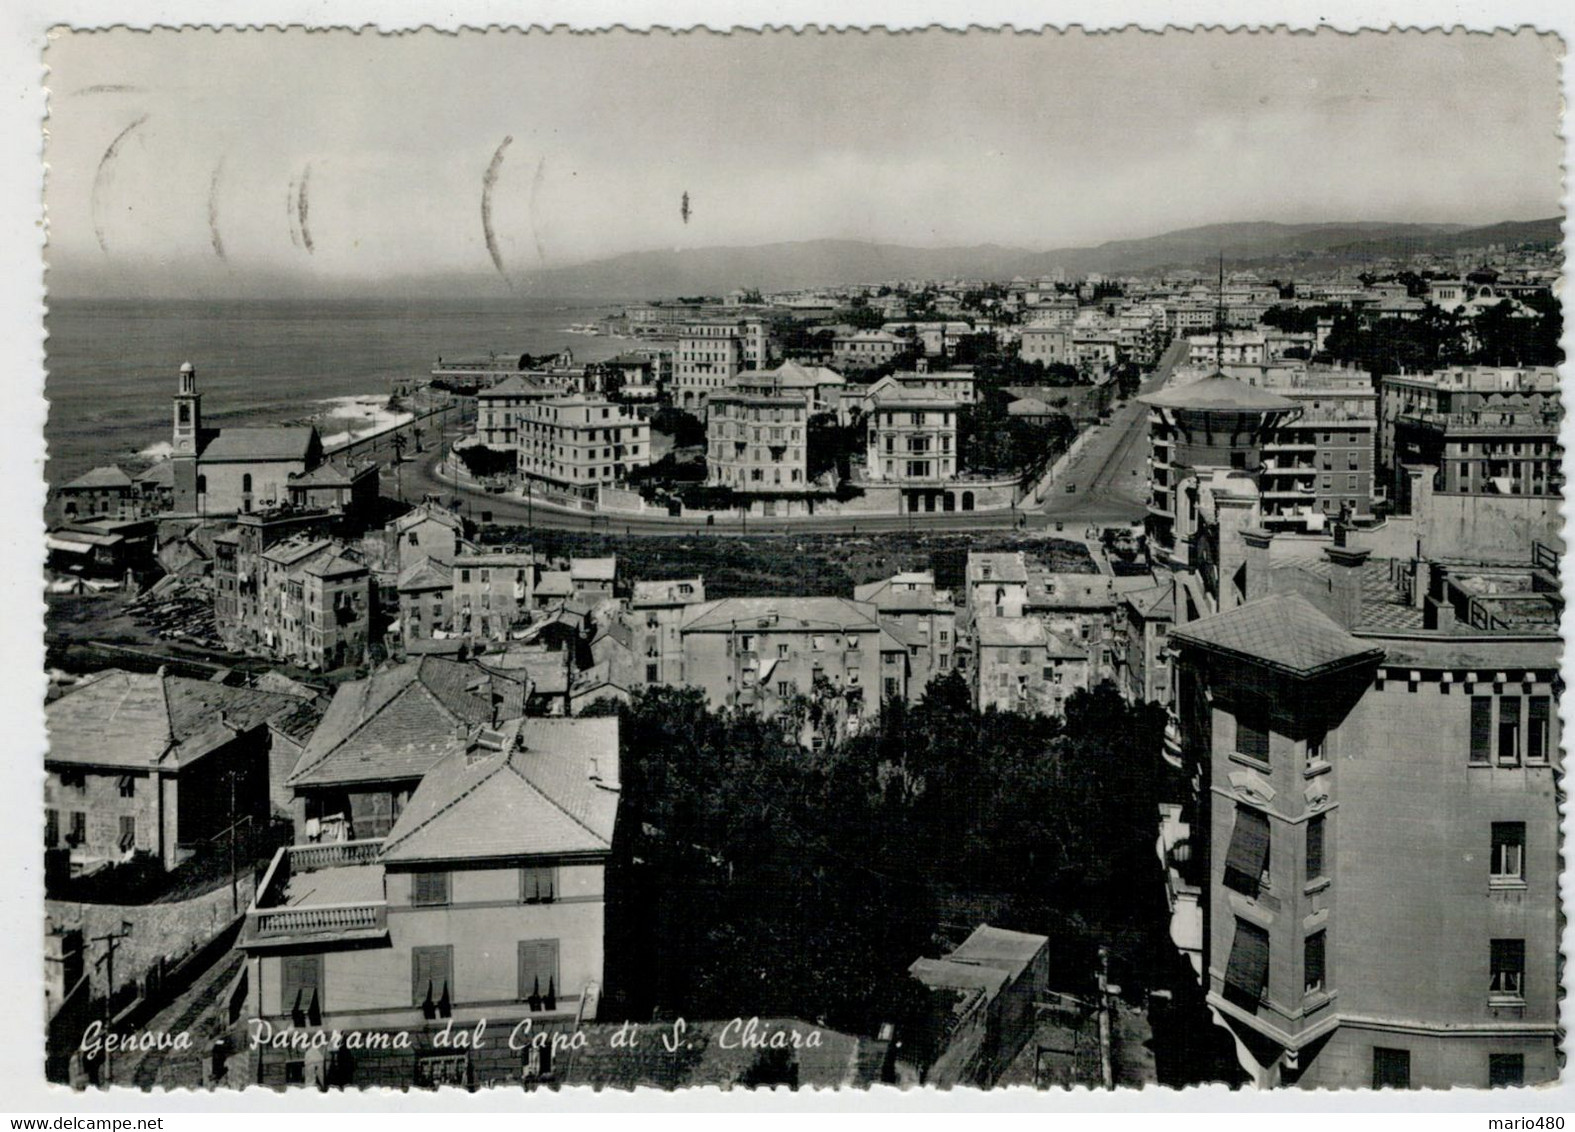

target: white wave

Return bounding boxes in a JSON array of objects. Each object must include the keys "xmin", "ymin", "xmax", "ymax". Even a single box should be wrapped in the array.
[{"xmin": 138, "ymin": 441, "xmax": 173, "ymax": 461}]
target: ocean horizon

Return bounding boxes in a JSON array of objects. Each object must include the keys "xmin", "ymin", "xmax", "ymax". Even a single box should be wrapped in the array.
[{"xmin": 43, "ymin": 296, "xmax": 630, "ymax": 493}]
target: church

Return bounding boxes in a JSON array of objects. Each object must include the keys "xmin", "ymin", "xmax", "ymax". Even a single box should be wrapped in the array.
[{"xmin": 170, "ymin": 362, "xmax": 326, "ymax": 515}]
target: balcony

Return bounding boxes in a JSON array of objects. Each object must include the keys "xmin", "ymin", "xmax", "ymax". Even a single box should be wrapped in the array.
[{"xmin": 242, "ymin": 840, "xmax": 388, "ymax": 947}]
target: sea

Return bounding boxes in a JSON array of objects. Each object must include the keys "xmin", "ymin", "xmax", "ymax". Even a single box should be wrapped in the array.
[{"xmin": 43, "ymin": 297, "xmax": 631, "ymax": 492}]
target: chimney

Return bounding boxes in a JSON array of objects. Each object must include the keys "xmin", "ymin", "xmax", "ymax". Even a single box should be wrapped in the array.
[
  {"xmin": 1323, "ymin": 543, "xmax": 1372, "ymax": 630},
  {"xmin": 1240, "ymin": 526, "xmax": 1274, "ymax": 602}
]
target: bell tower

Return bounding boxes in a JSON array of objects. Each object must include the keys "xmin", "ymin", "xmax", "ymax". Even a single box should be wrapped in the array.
[
  {"xmin": 172, "ymin": 362, "xmax": 202, "ymax": 512},
  {"xmin": 173, "ymin": 361, "xmax": 201, "ymax": 456}
]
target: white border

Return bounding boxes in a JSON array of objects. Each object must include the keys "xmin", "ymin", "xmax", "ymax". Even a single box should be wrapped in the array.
[{"xmin": 1, "ymin": 0, "xmax": 1570, "ymax": 1117}]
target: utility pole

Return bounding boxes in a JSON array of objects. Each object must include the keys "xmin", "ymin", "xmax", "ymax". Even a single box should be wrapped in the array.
[
  {"xmin": 1095, "ymin": 945, "xmax": 1114, "ymax": 1090},
  {"xmin": 91, "ymin": 922, "xmax": 133, "ymax": 1086},
  {"xmin": 229, "ymin": 766, "xmax": 239, "ymax": 917}
]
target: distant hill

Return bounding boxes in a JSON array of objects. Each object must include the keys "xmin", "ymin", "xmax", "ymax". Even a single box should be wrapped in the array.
[
  {"xmin": 50, "ymin": 217, "xmax": 1562, "ymax": 300},
  {"xmin": 528, "ymin": 217, "xmax": 1562, "ymax": 296}
]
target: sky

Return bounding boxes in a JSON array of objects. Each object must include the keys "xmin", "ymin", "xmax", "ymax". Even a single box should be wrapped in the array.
[{"xmin": 43, "ymin": 27, "xmax": 1565, "ymax": 295}]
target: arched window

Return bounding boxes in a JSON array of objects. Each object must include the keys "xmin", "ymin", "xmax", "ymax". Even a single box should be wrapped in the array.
[{"xmin": 242, "ymin": 473, "xmax": 253, "ymax": 494}]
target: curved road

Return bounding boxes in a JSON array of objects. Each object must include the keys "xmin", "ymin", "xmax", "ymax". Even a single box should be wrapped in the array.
[{"xmin": 387, "ymin": 339, "xmax": 1185, "ymax": 538}]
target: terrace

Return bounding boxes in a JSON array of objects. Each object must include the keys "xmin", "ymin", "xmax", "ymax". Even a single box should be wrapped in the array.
[{"xmin": 242, "ymin": 839, "xmax": 388, "ymax": 947}]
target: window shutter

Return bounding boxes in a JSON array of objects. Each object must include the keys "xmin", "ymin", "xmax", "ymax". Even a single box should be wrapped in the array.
[
  {"xmin": 282, "ymin": 955, "xmax": 322, "ymax": 1019},
  {"xmin": 518, "ymin": 939, "xmax": 560, "ymax": 1005},
  {"xmin": 413, "ymin": 871, "xmax": 450, "ymax": 906},
  {"xmin": 1224, "ymin": 919, "xmax": 1270, "ymax": 1000},
  {"xmin": 1469, "ymin": 697, "xmax": 1492, "ymax": 763},
  {"xmin": 1224, "ymin": 807, "xmax": 1271, "ymax": 896},
  {"xmin": 1306, "ymin": 815, "xmax": 1325, "ymax": 881},
  {"xmin": 412, "ymin": 946, "xmax": 453, "ymax": 1007}
]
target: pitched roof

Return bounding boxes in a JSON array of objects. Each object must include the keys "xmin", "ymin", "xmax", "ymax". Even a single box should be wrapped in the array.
[
  {"xmin": 397, "ymin": 557, "xmax": 453, "ymax": 592},
  {"xmin": 63, "ymin": 465, "xmax": 134, "ymax": 490},
  {"xmin": 302, "ymin": 550, "xmax": 366, "ymax": 579},
  {"xmin": 680, "ymin": 597, "xmax": 882, "ymax": 634},
  {"xmin": 200, "ymin": 426, "xmax": 320, "ymax": 463},
  {"xmin": 134, "ymin": 462, "xmax": 175, "ymax": 487},
  {"xmin": 47, "ymin": 669, "xmax": 300, "ymax": 770},
  {"xmin": 1122, "ymin": 582, "xmax": 1175, "ymax": 620},
  {"xmin": 1170, "ymin": 593, "xmax": 1385, "ymax": 677},
  {"xmin": 288, "ymin": 462, "xmax": 360, "ymax": 488},
  {"xmin": 378, "ymin": 717, "xmax": 620, "ymax": 863},
  {"xmin": 287, "ymin": 658, "xmax": 527, "ymax": 787},
  {"xmin": 946, "ymin": 925, "xmax": 1048, "ymax": 982}
]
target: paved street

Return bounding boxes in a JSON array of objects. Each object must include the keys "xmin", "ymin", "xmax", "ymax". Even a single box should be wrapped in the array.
[{"xmin": 385, "ymin": 342, "xmax": 1187, "ymax": 538}]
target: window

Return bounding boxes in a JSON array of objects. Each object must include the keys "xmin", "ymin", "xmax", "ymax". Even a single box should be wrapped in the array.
[
  {"xmin": 59, "ymin": 769, "xmax": 86, "ymax": 792},
  {"xmin": 1488, "ymin": 1054, "xmax": 1525, "ymax": 1089},
  {"xmin": 1306, "ymin": 814, "xmax": 1326, "ymax": 882},
  {"xmin": 518, "ymin": 939, "xmax": 560, "ymax": 1008},
  {"xmin": 412, "ymin": 945, "xmax": 454, "ymax": 1013},
  {"xmin": 1470, "ymin": 697, "xmax": 1493, "ymax": 763},
  {"xmin": 1527, "ymin": 696, "xmax": 1550, "ymax": 762},
  {"xmin": 44, "ymin": 809, "xmax": 58, "ymax": 848},
  {"xmin": 1490, "ymin": 939, "xmax": 1525, "ymax": 1000},
  {"xmin": 1304, "ymin": 931, "xmax": 1326, "ymax": 995},
  {"xmin": 118, "ymin": 815, "xmax": 135, "ymax": 853},
  {"xmin": 1491, "ymin": 823, "xmax": 1525, "ymax": 884},
  {"xmin": 1236, "ymin": 714, "xmax": 1269, "ymax": 764},
  {"xmin": 777, "ymin": 644, "xmax": 789, "ymax": 659},
  {"xmin": 777, "ymin": 680, "xmax": 793, "ymax": 697},
  {"xmin": 117, "ymin": 775, "xmax": 135, "ymax": 798},
  {"xmin": 1223, "ymin": 806, "xmax": 1271, "ymax": 898},
  {"xmin": 1306, "ymin": 731, "xmax": 1326, "ymax": 767},
  {"xmin": 519, "ymin": 865, "xmax": 558, "ymax": 904},
  {"xmin": 282, "ymin": 954, "xmax": 324, "ymax": 1024},
  {"xmin": 646, "ymin": 663, "xmax": 659, "ymax": 684},
  {"xmin": 1372, "ymin": 1047, "xmax": 1411, "ymax": 1089},
  {"xmin": 1498, "ymin": 698, "xmax": 1522, "ymax": 765},
  {"xmin": 412, "ymin": 871, "xmax": 451, "ymax": 906},
  {"xmin": 1223, "ymin": 918, "xmax": 1270, "ymax": 1003},
  {"xmin": 884, "ymin": 677, "xmax": 900, "ymax": 699},
  {"xmin": 68, "ymin": 811, "xmax": 86, "ymax": 847}
]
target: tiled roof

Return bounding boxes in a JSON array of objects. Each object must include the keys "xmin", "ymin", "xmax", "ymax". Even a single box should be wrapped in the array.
[
  {"xmin": 1122, "ymin": 582, "xmax": 1175, "ymax": 620},
  {"xmin": 681, "ymin": 597, "xmax": 881, "ymax": 634},
  {"xmin": 288, "ymin": 462, "xmax": 359, "ymax": 488},
  {"xmin": 63, "ymin": 465, "xmax": 134, "ymax": 490},
  {"xmin": 200, "ymin": 427, "xmax": 319, "ymax": 463},
  {"xmin": 134, "ymin": 462, "xmax": 175, "ymax": 487},
  {"xmin": 269, "ymin": 699, "xmax": 326, "ymax": 745},
  {"xmin": 378, "ymin": 717, "xmax": 619, "ymax": 863},
  {"xmin": 397, "ymin": 557, "xmax": 453, "ymax": 592},
  {"xmin": 966, "ymin": 552, "xmax": 1028, "ymax": 585},
  {"xmin": 975, "ymin": 616, "xmax": 1047, "ymax": 648},
  {"xmin": 47, "ymin": 669, "xmax": 300, "ymax": 770},
  {"xmin": 287, "ymin": 658, "xmax": 527, "ymax": 787},
  {"xmin": 1170, "ymin": 593, "xmax": 1384, "ymax": 677},
  {"xmin": 302, "ymin": 551, "xmax": 366, "ymax": 579}
]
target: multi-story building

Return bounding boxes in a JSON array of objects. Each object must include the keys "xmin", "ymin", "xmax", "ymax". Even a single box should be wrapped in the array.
[
  {"xmin": 45, "ymin": 669, "xmax": 300, "ymax": 872},
  {"xmin": 1019, "ymin": 327, "xmax": 1071, "ymax": 367},
  {"xmin": 1380, "ymin": 368, "xmax": 1563, "ymax": 508},
  {"xmin": 396, "ymin": 557, "xmax": 455, "ymax": 648},
  {"xmin": 516, "ymin": 397, "xmax": 651, "ymax": 500},
  {"xmin": 451, "ymin": 549, "xmax": 537, "ymax": 643},
  {"xmin": 972, "ymin": 616, "xmax": 1088, "ymax": 717},
  {"xmin": 1114, "ymin": 580, "xmax": 1174, "ymax": 707},
  {"xmin": 831, "ymin": 330, "xmax": 908, "ymax": 373},
  {"xmin": 677, "ymin": 597, "xmax": 910, "ymax": 747},
  {"xmin": 631, "ymin": 577, "xmax": 706, "ymax": 687},
  {"xmin": 1167, "ymin": 534, "xmax": 1561, "ymax": 1089},
  {"xmin": 864, "ymin": 390, "xmax": 959, "ymax": 485},
  {"xmin": 212, "ymin": 509, "xmax": 336, "ymax": 651},
  {"xmin": 675, "ymin": 318, "xmax": 768, "ymax": 411},
  {"xmin": 1026, "ymin": 572, "xmax": 1119, "ymax": 684},
  {"xmin": 964, "ymin": 552, "xmax": 1030, "ymax": 620},
  {"xmin": 240, "ymin": 716, "xmax": 619, "ymax": 1089},
  {"xmin": 1377, "ymin": 367, "xmax": 1559, "ymax": 480},
  {"xmin": 853, "ymin": 572, "xmax": 958, "ymax": 692},
  {"xmin": 56, "ymin": 466, "xmax": 137, "ymax": 522},
  {"xmin": 705, "ymin": 387, "xmax": 813, "ymax": 499},
  {"xmin": 475, "ymin": 375, "xmax": 562, "ymax": 449}
]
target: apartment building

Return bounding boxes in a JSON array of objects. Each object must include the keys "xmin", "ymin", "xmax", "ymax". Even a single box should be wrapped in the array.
[
  {"xmin": 864, "ymin": 389, "xmax": 959, "ymax": 488},
  {"xmin": 475, "ymin": 375, "xmax": 562, "ymax": 448},
  {"xmin": 964, "ymin": 552, "xmax": 1030, "ymax": 620},
  {"xmin": 451, "ymin": 549, "xmax": 537, "ymax": 643},
  {"xmin": 675, "ymin": 318, "xmax": 768, "ymax": 411},
  {"xmin": 1377, "ymin": 367, "xmax": 1559, "ymax": 478},
  {"xmin": 1019, "ymin": 327, "xmax": 1071, "ymax": 367},
  {"xmin": 631, "ymin": 577, "xmax": 706, "ymax": 687},
  {"xmin": 831, "ymin": 330, "xmax": 908, "ymax": 372},
  {"xmin": 241, "ymin": 716, "xmax": 619, "ymax": 1089},
  {"xmin": 852, "ymin": 571, "xmax": 958, "ymax": 692},
  {"xmin": 677, "ymin": 597, "xmax": 910, "ymax": 746},
  {"xmin": 972, "ymin": 616, "xmax": 1088, "ymax": 717},
  {"xmin": 706, "ymin": 387, "xmax": 813, "ymax": 496},
  {"xmin": 1168, "ymin": 539, "xmax": 1561, "ymax": 1089},
  {"xmin": 1026, "ymin": 572, "xmax": 1119, "ymax": 684},
  {"xmin": 516, "ymin": 396, "xmax": 652, "ymax": 500}
]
